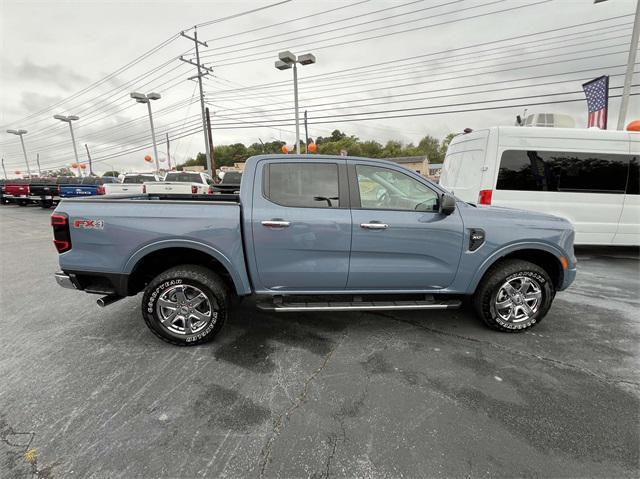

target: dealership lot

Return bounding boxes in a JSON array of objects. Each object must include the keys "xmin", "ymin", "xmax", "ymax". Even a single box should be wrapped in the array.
[{"xmin": 0, "ymin": 205, "xmax": 638, "ymax": 478}]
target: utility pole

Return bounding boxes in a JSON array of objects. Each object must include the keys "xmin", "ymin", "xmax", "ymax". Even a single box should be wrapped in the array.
[
  {"xmin": 304, "ymin": 110, "xmax": 309, "ymax": 153},
  {"xmin": 36, "ymin": 153, "xmax": 41, "ymax": 176},
  {"xmin": 1, "ymin": 158, "xmax": 6, "ymax": 179},
  {"xmin": 205, "ymin": 107, "xmax": 216, "ymax": 173},
  {"xmin": 617, "ymin": 0, "xmax": 640, "ymax": 130},
  {"xmin": 84, "ymin": 144, "xmax": 93, "ymax": 175},
  {"xmin": 166, "ymin": 133, "xmax": 171, "ymax": 170},
  {"xmin": 180, "ymin": 28, "xmax": 213, "ymax": 176}
]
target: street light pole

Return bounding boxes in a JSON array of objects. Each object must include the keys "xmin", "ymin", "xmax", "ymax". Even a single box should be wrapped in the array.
[
  {"xmin": 1, "ymin": 158, "xmax": 7, "ymax": 179},
  {"xmin": 6, "ymin": 129, "xmax": 31, "ymax": 177},
  {"xmin": 617, "ymin": 0, "xmax": 640, "ymax": 130},
  {"xmin": 275, "ymin": 51, "xmax": 316, "ymax": 154},
  {"xmin": 146, "ymin": 101, "xmax": 159, "ymax": 172},
  {"xmin": 130, "ymin": 92, "xmax": 161, "ymax": 174},
  {"xmin": 53, "ymin": 115, "xmax": 80, "ymax": 173}
]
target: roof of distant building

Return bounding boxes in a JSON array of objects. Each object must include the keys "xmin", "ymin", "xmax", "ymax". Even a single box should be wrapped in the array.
[{"xmin": 383, "ymin": 156, "xmax": 427, "ymax": 164}]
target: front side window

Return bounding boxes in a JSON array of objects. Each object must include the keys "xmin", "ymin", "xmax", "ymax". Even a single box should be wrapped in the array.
[
  {"xmin": 265, "ymin": 163, "xmax": 340, "ymax": 208},
  {"xmin": 497, "ymin": 150, "xmax": 630, "ymax": 194},
  {"xmin": 356, "ymin": 165, "xmax": 438, "ymax": 211}
]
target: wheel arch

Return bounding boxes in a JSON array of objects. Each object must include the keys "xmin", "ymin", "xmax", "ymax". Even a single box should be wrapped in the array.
[
  {"xmin": 124, "ymin": 240, "xmax": 251, "ymax": 296},
  {"xmin": 468, "ymin": 242, "xmax": 565, "ymax": 294}
]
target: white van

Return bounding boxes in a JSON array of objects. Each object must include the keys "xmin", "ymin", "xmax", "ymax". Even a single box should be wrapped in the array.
[{"xmin": 440, "ymin": 126, "xmax": 639, "ymax": 246}]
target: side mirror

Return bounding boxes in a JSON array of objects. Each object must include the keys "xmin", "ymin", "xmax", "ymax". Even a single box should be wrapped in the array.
[{"xmin": 439, "ymin": 193, "xmax": 456, "ymax": 215}]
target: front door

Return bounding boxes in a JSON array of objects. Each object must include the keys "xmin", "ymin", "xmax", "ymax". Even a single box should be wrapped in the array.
[
  {"xmin": 252, "ymin": 159, "xmax": 351, "ymax": 291},
  {"xmin": 348, "ymin": 163, "xmax": 464, "ymax": 290}
]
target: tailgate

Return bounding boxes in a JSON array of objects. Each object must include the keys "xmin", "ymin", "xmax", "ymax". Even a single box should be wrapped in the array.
[{"xmin": 145, "ymin": 182, "xmax": 193, "ymax": 194}]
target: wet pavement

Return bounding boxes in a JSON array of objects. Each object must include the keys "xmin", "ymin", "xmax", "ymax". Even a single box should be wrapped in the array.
[{"xmin": 1, "ymin": 205, "xmax": 638, "ymax": 478}]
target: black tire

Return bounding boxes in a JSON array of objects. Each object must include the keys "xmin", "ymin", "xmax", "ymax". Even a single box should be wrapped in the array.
[
  {"xmin": 40, "ymin": 200, "xmax": 53, "ymax": 209},
  {"xmin": 473, "ymin": 259, "xmax": 554, "ymax": 333},
  {"xmin": 18, "ymin": 199, "xmax": 28, "ymax": 207},
  {"xmin": 141, "ymin": 265, "xmax": 228, "ymax": 346}
]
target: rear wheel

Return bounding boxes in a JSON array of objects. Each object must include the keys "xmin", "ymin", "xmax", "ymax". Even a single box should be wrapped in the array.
[
  {"xmin": 141, "ymin": 265, "xmax": 228, "ymax": 346},
  {"xmin": 18, "ymin": 199, "xmax": 28, "ymax": 207},
  {"xmin": 473, "ymin": 259, "xmax": 554, "ymax": 332},
  {"xmin": 40, "ymin": 200, "xmax": 53, "ymax": 209}
]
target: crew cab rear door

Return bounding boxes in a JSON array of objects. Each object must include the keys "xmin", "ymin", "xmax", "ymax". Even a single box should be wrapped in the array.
[
  {"xmin": 347, "ymin": 162, "xmax": 464, "ymax": 290},
  {"xmin": 251, "ymin": 159, "xmax": 351, "ymax": 290}
]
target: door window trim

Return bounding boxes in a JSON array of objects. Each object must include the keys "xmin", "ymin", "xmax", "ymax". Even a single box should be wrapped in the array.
[
  {"xmin": 347, "ymin": 163, "xmax": 441, "ymax": 212},
  {"xmin": 261, "ymin": 161, "xmax": 350, "ymax": 209}
]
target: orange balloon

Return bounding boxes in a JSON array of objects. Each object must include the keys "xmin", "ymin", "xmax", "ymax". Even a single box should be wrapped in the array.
[
  {"xmin": 14, "ymin": 170, "xmax": 20, "ymax": 175},
  {"xmin": 626, "ymin": 120, "xmax": 640, "ymax": 131},
  {"xmin": 307, "ymin": 142, "xmax": 317, "ymax": 153},
  {"xmin": 71, "ymin": 163, "xmax": 79, "ymax": 168},
  {"xmin": 79, "ymin": 163, "xmax": 87, "ymax": 169},
  {"xmin": 281, "ymin": 145, "xmax": 289, "ymax": 154},
  {"xmin": 144, "ymin": 155, "xmax": 153, "ymax": 162}
]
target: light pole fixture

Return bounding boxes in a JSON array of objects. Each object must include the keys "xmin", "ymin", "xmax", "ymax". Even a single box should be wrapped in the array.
[
  {"xmin": 6, "ymin": 129, "xmax": 31, "ymax": 177},
  {"xmin": 275, "ymin": 51, "xmax": 316, "ymax": 154},
  {"xmin": 131, "ymin": 91, "xmax": 161, "ymax": 173},
  {"xmin": 53, "ymin": 114, "xmax": 81, "ymax": 175}
]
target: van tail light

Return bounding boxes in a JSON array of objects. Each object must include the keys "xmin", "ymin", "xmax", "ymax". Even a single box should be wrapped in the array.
[
  {"xmin": 51, "ymin": 212, "xmax": 71, "ymax": 253},
  {"xmin": 478, "ymin": 189, "xmax": 493, "ymax": 205},
  {"xmin": 208, "ymin": 186, "xmax": 214, "ymax": 194},
  {"xmin": 191, "ymin": 185, "xmax": 198, "ymax": 194},
  {"xmin": 97, "ymin": 185, "xmax": 105, "ymax": 195},
  {"xmin": 142, "ymin": 185, "xmax": 146, "ymax": 194}
]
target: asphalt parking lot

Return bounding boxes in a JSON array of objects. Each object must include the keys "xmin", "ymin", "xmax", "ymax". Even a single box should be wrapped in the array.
[{"xmin": 1, "ymin": 204, "xmax": 638, "ymax": 478}]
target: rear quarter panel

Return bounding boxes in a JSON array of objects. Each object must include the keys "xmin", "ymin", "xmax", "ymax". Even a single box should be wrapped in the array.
[{"xmin": 55, "ymin": 199, "xmax": 251, "ymax": 295}]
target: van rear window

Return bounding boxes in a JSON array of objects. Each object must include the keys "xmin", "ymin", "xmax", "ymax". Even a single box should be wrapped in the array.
[{"xmin": 496, "ymin": 150, "xmax": 632, "ymax": 194}]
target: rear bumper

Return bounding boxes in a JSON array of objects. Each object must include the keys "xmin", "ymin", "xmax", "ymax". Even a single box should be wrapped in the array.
[
  {"xmin": 54, "ymin": 270, "xmax": 129, "ymax": 296},
  {"xmin": 55, "ymin": 272, "xmax": 79, "ymax": 289}
]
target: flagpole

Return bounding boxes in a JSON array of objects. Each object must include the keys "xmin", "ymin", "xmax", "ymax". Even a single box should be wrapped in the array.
[{"xmin": 617, "ymin": 0, "xmax": 640, "ymax": 130}]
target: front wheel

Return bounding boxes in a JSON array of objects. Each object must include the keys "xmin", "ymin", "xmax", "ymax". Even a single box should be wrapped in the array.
[
  {"xmin": 40, "ymin": 200, "xmax": 53, "ymax": 209},
  {"xmin": 141, "ymin": 265, "xmax": 228, "ymax": 346},
  {"xmin": 473, "ymin": 259, "xmax": 554, "ymax": 332},
  {"xmin": 18, "ymin": 199, "xmax": 28, "ymax": 207}
]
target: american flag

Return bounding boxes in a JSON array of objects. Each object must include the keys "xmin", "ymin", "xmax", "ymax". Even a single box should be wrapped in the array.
[{"xmin": 582, "ymin": 76, "xmax": 609, "ymax": 129}]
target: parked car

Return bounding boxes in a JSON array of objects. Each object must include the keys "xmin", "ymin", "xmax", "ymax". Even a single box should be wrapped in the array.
[
  {"xmin": 104, "ymin": 173, "xmax": 160, "ymax": 196},
  {"xmin": 0, "ymin": 179, "xmax": 7, "ymax": 205},
  {"xmin": 52, "ymin": 154, "xmax": 576, "ymax": 346},
  {"xmin": 143, "ymin": 171, "xmax": 213, "ymax": 195},
  {"xmin": 439, "ymin": 126, "xmax": 639, "ymax": 246},
  {"xmin": 59, "ymin": 176, "xmax": 116, "ymax": 199},
  {"xmin": 211, "ymin": 171, "xmax": 242, "ymax": 195}
]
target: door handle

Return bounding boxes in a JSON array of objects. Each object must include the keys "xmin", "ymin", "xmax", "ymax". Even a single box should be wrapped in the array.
[
  {"xmin": 262, "ymin": 220, "xmax": 291, "ymax": 228},
  {"xmin": 360, "ymin": 222, "xmax": 388, "ymax": 230}
]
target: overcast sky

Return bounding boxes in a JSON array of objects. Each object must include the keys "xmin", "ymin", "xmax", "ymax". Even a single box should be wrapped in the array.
[{"xmin": 0, "ymin": 0, "xmax": 638, "ymax": 175}]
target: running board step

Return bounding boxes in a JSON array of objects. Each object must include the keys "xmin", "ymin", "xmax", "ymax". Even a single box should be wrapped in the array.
[{"xmin": 257, "ymin": 299, "xmax": 462, "ymax": 312}]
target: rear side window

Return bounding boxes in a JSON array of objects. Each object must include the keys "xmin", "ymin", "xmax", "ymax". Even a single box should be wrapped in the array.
[
  {"xmin": 165, "ymin": 173, "xmax": 202, "ymax": 183},
  {"xmin": 497, "ymin": 150, "xmax": 630, "ymax": 194},
  {"xmin": 626, "ymin": 156, "xmax": 639, "ymax": 195},
  {"xmin": 265, "ymin": 163, "xmax": 340, "ymax": 208},
  {"xmin": 123, "ymin": 175, "xmax": 156, "ymax": 184}
]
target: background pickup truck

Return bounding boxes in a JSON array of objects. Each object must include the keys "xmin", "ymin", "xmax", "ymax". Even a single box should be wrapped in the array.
[
  {"xmin": 52, "ymin": 154, "xmax": 576, "ymax": 346},
  {"xmin": 59, "ymin": 177, "xmax": 117, "ymax": 199},
  {"xmin": 104, "ymin": 173, "xmax": 159, "ymax": 196},
  {"xmin": 211, "ymin": 171, "xmax": 242, "ymax": 195},
  {"xmin": 143, "ymin": 171, "xmax": 213, "ymax": 195}
]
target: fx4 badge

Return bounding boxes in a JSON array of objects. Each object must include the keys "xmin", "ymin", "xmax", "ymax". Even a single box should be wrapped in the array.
[{"xmin": 73, "ymin": 219, "xmax": 104, "ymax": 229}]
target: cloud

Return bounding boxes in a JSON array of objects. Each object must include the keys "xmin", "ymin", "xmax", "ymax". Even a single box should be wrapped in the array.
[{"xmin": 16, "ymin": 60, "xmax": 90, "ymax": 90}]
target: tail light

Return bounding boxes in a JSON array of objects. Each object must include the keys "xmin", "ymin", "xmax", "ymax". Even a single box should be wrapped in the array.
[
  {"xmin": 142, "ymin": 185, "xmax": 146, "ymax": 194},
  {"xmin": 191, "ymin": 185, "xmax": 198, "ymax": 194},
  {"xmin": 208, "ymin": 186, "xmax": 214, "ymax": 194},
  {"xmin": 51, "ymin": 213, "xmax": 71, "ymax": 253},
  {"xmin": 97, "ymin": 185, "xmax": 105, "ymax": 195},
  {"xmin": 478, "ymin": 189, "xmax": 493, "ymax": 205}
]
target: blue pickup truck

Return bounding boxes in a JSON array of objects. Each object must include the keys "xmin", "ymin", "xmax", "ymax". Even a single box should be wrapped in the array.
[{"xmin": 52, "ymin": 155, "xmax": 576, "ymax": 346}]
